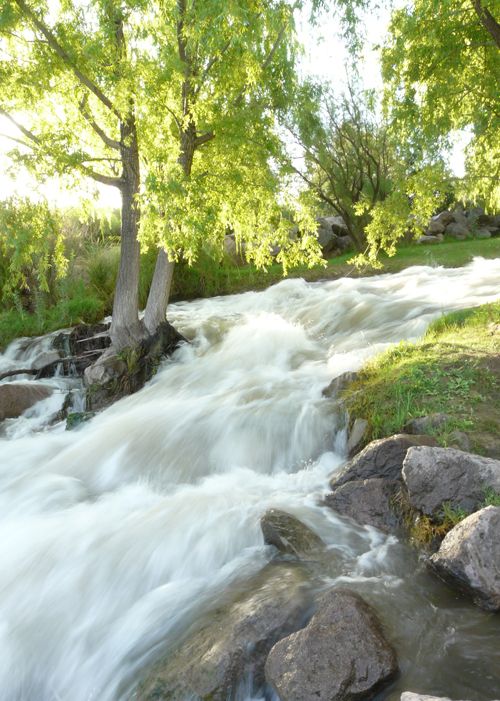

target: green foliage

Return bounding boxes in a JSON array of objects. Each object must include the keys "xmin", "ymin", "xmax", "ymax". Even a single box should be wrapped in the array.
[
  {"xmin": 0, "ymin": 198, "xmax": 67, "ymax": 308},
  {"xmin": 343, "ymin": 301, "xmax": 500, "ymax": 454},
  {"xmin": 482, "ymin": 488, "xmax": 500, "ymax": 507},
  {"xmin": 288, "ymin": 82, "xmax": 397, "ymax": 251},
  {"xmin": 382, "ymin": 0, "xmax": 500, "ymax": 211}
]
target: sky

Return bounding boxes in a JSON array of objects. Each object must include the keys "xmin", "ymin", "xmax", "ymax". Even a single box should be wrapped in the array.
[{"xmin": 0, "ymin": 2, "xmax": 468, "ymax": 210}]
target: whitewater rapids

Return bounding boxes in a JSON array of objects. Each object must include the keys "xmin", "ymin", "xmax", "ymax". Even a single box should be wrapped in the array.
[{"xmin": 0, "ymin": 258, "xmax": 499, "ymax": 700}]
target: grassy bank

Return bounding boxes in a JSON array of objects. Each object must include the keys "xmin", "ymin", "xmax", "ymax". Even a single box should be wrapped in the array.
[
  {"xmin": 343, "ymin": 301, "xmax": 500, "ymax": 458},
  {"xmin": 1, "ymin": 236, "xmax": 499, "ymax": 350}
]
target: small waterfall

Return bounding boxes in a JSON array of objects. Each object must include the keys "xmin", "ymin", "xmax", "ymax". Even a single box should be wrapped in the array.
[{"xmin": 0, "ymin": 257, "xmax": 499, "ymax": 700}]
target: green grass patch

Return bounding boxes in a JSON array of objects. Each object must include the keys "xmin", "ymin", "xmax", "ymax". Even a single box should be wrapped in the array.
[{"xmin": 343, "ymin": 301, "xmax": 500, "ymax": 456}]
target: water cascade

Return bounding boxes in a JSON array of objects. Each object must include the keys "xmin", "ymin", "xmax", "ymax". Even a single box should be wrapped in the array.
[{"xmin": 0, "ymin": 258, "xmax": 499, "ymax": 701}]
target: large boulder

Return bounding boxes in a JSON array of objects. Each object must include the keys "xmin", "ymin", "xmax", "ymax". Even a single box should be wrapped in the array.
[
  {"xmin": 136, "ymin": 563, "xmax": 312, "ymax": 701},
  {"xmin": 325, "ymin": 478, "xmax": 401, "ymax": 534},
  {"xmin": 428, "ymin": 506, "xmax": 500, "ymax": 611},
  {"xmin": 0, "ymin": 382, "xmax": 53, "ymax": 421},
  {"xmin": 329, "ymin": 434, "xmax": 438, "ymax": 490},
  {"xmin": 260, "ymin": 509, "xmax": 324, "ymax": 558},
  {"xmin": 445, "ymin": 222, "xmax": 469, "ymax": 239},
  {"xmin": 402, "ymin": 447, "xmax": 500, "ymax": 516},
  {"xmin": 316, "ymin": 216, "xmax": 349, "ymax": 255},
  {"xmin": 264, "ymin": 589, "xmax": 398, "ymax": 701}
]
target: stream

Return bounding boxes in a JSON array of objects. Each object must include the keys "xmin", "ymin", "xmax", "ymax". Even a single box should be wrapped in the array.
[{"xmin": 0, "ymin": 257, "xmax": 499, "ymax": 701}]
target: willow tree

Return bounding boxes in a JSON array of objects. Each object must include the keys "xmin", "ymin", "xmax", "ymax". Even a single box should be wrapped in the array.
[
  {"xmin": 1, "ymin": 0, "xmax": 356, "ymax": 350},
  {"xmin": 382, "ymin": 0, "xmax": 500, "ymax": 211}
]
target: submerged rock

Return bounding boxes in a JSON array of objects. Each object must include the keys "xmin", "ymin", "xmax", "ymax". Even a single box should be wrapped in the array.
[
  {"xmin": 402, "ymin": 447, "xmax": 500, "ymax": 516},
  {"xmin": 322, "ymin": 371, "xmax": 358, "ymax": 398},
  {"xmin": 0, "ymin": 382, "xmax": 53, "ymax": 421},
  {"xmin": 135, "ymin": 563, "xmax": 313, "ymax": 701},
  {"xmin": 329, "ymin": 434, "xmax": 438, "ymax": 490},
  {"xmin": 265, "ymin": 588, "xmax": 398, "ymax": 701},
  {"xmin": 428, "ymin": 506, "xmax": 500, "ymax": 612},
  {"xmin": 325, "ymin": 478, "xmax": 401, "ymax": 534},
  {"xmin": 260, "ymin": 509, "xmax": 324, "ymax": 558}
]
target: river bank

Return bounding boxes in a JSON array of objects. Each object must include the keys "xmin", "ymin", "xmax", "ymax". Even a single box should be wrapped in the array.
[{"xmin": 0, "ymin": 258, "xmax": 499, "ymax": 700}]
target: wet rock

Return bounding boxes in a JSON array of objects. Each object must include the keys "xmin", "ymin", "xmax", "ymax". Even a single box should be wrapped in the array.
[
  {"xmin": 347, "ymin": 417, "xmax": 369, "ymax": 457},
  {"xmin": 402, "ymin": 447, "xmax": 500, "ymax": 516},
  {"xmin": 0, "ymin": 382, "xmax": 53, "ymax": 421},
  {"xmin": 325, "ymin": 478, "xmax": 401, "ymax": 534},
  {"xmin": 66, "ymin": 411, "xmax": 96, "ymax": 431},
  {"xmin": 322, "ymin": 371, "xmax": 358, "ymax": 398},
  {"xmin": 428, "ymin": 506, "xmax": 500, "ymax": 611},
  {"xmin": 329, "ymin": 434, "xmax": 438, "ymax": 490},
  {"xmin": 260, "ymin": 509, "xmax": 324, "ymax": 557},
  {"xmin": 85, "ymin": 322, "xmax": 185, "ymax": 411},
  {"xmin": 136, "ymin": 563, "xmax": 313, "ymax": 701},
  {"xmin": 265, "ymin": 588, "xmax": 398, "ymax": 701}
]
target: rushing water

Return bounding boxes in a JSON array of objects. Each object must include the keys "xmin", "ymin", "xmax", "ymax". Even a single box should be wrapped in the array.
[{"xmin": 0, "ymin": 258, "xmax": 499, "ymax": 701}]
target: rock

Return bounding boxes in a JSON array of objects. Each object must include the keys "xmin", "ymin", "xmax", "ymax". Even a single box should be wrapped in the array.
[
  {"xmin": 325, "ymin": 478, "xmax": 401, "ymax": 533},
  {"xmin": 265, "ymin": 589, "xmax": 398, "ymax": 701},
  {"xmin": 223, "ymin": 234, "xmax": 246, "ymax": 264},
  {"xmin": 322, "ymin": 371, "xmax": 358, "ymax": 398},
  {"xmin": 445, "ymin": 222, "xmax": 469, "ymax": 239},
  {"xmin": 428, "ymin": 506, "xmax": 500, "ymax": 611},
  {"xmin": 448, "ymin": 429, "xmax": 471, "ymax": 452},
  {"xmin": 316, "ymin": 218, "xmax": 337, "ymax": 254},
  {"xmin": 329, "ymin": 434, "xmax": 438, "ymax": 490},
  {"xmin": 403, "ymin": 413, "xmax": 451, "ymax": 434},
  {"xmin": 0, "ymin": 382, "xmax": 53, "ymax": 421},
  {"xmin": 427, "ymin": 218, "xmax": 446, "ymax": 234},
  {"xmin": 451, "ymin": 208, "xmax": 469, "ymax": 227},
  {"xmin": 402, "ymin": 446, "xmax": 500, "ymax": 516},
  {"xmin": 336, "ymin": 234, "xmax": 354, "ymax": 252},
  {"xmin": 66, "ymin": 411, "xmax": 96, "ymax": 430},
  {"xmin": 401, "ymin": 694, "xmax": 473, "ymax": 701},
  {"xmin": 418, "ymin": 235, "xmax": 442, "ymax": 244},
  {"xmin": 347, "ymin": 417, "xmax": 369, "ymax": 456},
  {"xmin": 261, "ymin": 509, "xmax": 324, "ymax": 557},
  {"xmin": 432, "ymin": 210, "xmax": 454, "ymax": 228},
  {"xmin": 322, "ymin": 215, "xmax": 349, "ymax": 236},
  {"xmin": 136, "ymin": 563, "xmax": 313, "ymax": 701},
  {"xmin": 475, "ymin": 228, "xmax": 492, "ymax": 239},
  {"xmin": 85, "ymin": 321, "xmax": 185, "ymax": 411}
]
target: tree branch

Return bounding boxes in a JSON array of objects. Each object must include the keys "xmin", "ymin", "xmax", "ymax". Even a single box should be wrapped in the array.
[
  {"xmin": 78, "ymin": 96, "xmax": 121, "ymax": 150},
  {"xmin": 0, "ymin": 107, "xmax": 40, "ymax": 145},
  {"xmin": 13, "ymin": 0, "xmax": 123, "ymax": 119},
  {"xmin": 194, "ymin": 131, "xmax": 215, "ymax": 147},
  {"xmin": 472, "ymin": 0, "xmax": 500, "ymax": 48}
]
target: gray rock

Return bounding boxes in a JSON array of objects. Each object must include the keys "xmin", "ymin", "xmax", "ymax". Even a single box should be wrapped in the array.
[
  {"xmin": 475, "ymin": 228, "xmax": 492, "ymax": 239},
  {"xmin": 322, "ymin": 371, "xmax": 358, "ymax": 398},
  {"xmin": 403, "ymin": 413, "xmax": 451, "ymax": 435},
  {"xmin": 136, "ymin": 563, "xmax": 312, "ymax": 701},
  {"xmin": 325, "ymin": 478, "xmax": 401, "ymax": 533},
  {"xmin": 265, "ymin": 589, "xmax": 398, "ymax": 701},
  {"xmin": 427, "ymin": 218, "xmax": 446, "ymax": 234},
  {"xmin": 428, "ymin": 506, "xmax": 500, "ymax": 611},
  {"xmin": 347, "ymin": 417, "xmax": 369, "ymax": 457},
  {"xmin": 0, "ymin": 382, "xmax": 53, "ymax": 421},
  {"xmin": 401, "ymin": 694, "xmax": 472, "ymax": 701},
  {"xmin": 336, "ymin": 234, "xmax": 354, "ymax": 252},
  {"xmin": 329, "ymin": 434, "xmax": 438, "ymax": 490},
  {"xmin": 445, "ymin": 222, "xmax": 469, "ymax": 239},
  {"xmin": 402, "ymin": 446, "xmax": 500, "ymax": 515},
  {"xmin": 260, "ymin": 509, "xmax": 324, "ymax": 557},
  {"xmin": 448, "ymin": 430, "xmax": 471, "ymax": 452},
  {"xmin": 432, "ymin": 210, "xmax": 455, "ymax": 228},
  {"xmin": 418, "ymin": 235, "xmax": 442, "ymax": 244},
  {"xmin": 321, "ymin": 215, "xmax": 348, "ymax": 236}
]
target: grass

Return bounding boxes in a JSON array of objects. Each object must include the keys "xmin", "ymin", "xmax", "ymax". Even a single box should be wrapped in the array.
[
  {"xmin": 343, "ymin": 301, "xmax": 500, "ymax": 457},
  {"xmin": 0, "ymin": 236, "xmax": 499, "ymax": 350}
]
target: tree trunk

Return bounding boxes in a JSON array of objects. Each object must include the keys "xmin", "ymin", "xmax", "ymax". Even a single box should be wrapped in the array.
[
  {"xmin": 143, "ymin": 248, "xmax": 175, "ymax": 334},
  {"xmin": 472, "ymin": 1, "xmax": 500, "ymax": 49},
  {"xmin": 110, "ymin": 120, "xmax": 144, "ymax": 350}
]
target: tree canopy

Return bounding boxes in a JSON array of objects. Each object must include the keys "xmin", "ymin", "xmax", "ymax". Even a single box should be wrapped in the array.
[{"xmin": 382, "ymin": 0, "xmax": 500, "ymax": 210}]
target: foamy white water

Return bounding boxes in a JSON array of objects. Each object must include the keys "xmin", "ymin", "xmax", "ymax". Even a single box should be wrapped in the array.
[{"xmin": 0, "ymin": 258, "xmax": 499, "ymax": 701}]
